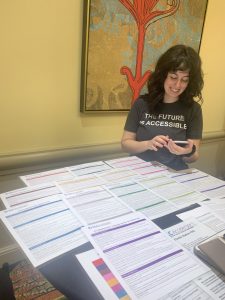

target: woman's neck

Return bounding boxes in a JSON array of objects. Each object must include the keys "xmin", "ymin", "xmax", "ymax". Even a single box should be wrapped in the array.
[{"xmin": 163, "ymin": 96, "xmax": 179, "ymax": 103}]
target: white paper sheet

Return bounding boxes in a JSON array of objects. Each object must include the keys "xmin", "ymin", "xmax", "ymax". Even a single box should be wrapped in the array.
[
  {"xmin": 20, "ymin": 167, "xmax": 74, "ymax": 186},
  {"xmin": 56, "ymin": 174, "xmax": 107, "ymax": 194},
  {"xmin": 178, "ymin": 206, "xmax": 225, "ymax": 233},
  {"xmin": 159, "ymin": 269, "xmax": 225, "ymax": 300},
  {"xmin": 140, "ymin": 175, "xmax": 207, "ymax": 206},
  {"xmin": 65, "ymin": 186, "xmax": 133, "ymax": 225},
  {"xmin": 77, "ymin": 250, "xmax": 225, "ymax": 300},
  {"xmin": 68, "ymin": 161, "xmax": 112, "ymax": 176},
  {"xmin": 164, "ymin": 219, "xmax": 215, "ymax": 252},
  {"xmin": 98, "ymin": 168, "xmax": 139, "ymax": 183},
  {"xmin": 0, "ymin": 194, "xmax": 88, "ymax": 267},
  {"xmin": 129, "ymin": 161, "xmax": 168, "ymax": 176},
  {"xmin": 169, "ymin": 169, "xmax": 205, "ymax": 181},
  {"xmin": 106, "ymin": 180, "xmax": 177, "ymax": 219},
  {"xmin": 76, "ymin": 249, "xmax": 131, "ymax": 300},
  {"xmin": 0, "ymin": 183, "xmax": 61, "ymax": 208},
  {"xmin": 175, "ymin": 171, "xmax": 225, "ymax": 198},
  {"xmin": 104, "ymin": 156, "xmax": 145, "ymax": 169},
  {"xmin": 194, "ymin": 270, "xmax": 225, "ymax": 299},
  {"xmin": 201, "ymin": 198, "xmax": 225, "ymax": 221},
  {"xmin": 83, "ymin": 212, "xmax": 208, "ymax": 300}
]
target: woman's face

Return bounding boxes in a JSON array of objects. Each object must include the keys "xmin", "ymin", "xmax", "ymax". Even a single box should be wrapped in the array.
[{"xmin": 163, "ymin": 70, "xmax": 189, "ymax": 103}]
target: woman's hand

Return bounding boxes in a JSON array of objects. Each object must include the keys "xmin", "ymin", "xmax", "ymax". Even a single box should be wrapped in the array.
[
  {"xmin": 147, "ymin": 135, "xmax": 169, "ymax": 151},
  {"xmin": 165, "ymin": 139, "xmax": 194, "ymax": 156},
  {"xmin": 121, "ymin": 131, "xmax": 169, "ymax": 154},
  {"xmin": 121, "ymin": 131, "xmax": 200, "ymax": 163}
]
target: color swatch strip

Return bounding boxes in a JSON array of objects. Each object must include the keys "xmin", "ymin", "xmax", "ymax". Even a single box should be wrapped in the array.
[{"xmin": 93, "ymin": 258, "xmax": 131, "ymax": 300}]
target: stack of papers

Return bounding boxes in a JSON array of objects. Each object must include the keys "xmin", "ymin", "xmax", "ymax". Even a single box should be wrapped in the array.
[{"xmin": 0, "ymin": 156, "xmax": 225, "ymax": 298}]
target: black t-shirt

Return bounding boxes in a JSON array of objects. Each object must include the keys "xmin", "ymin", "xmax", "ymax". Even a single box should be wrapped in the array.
[{"xmin": 124, "ymin": 96, "xmax": 203, "ymax": 170}]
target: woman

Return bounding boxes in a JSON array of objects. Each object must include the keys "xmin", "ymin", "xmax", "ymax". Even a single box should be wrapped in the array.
[{"xmin": 121, "ymin": 44, "xmax": 204, "ymax": 170}]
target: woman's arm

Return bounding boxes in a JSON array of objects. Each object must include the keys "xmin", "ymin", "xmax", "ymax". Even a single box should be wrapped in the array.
[
  {"xmin": 165, "ymin": 139, "xmax": 200, "ymax": 163},
  {"xmin": 121, "ymin": 130, "xmax": 169, "ymax": 154},
  {"xmin": 182, "ymin": 139, "xmax": 200, "ymax": 163}
]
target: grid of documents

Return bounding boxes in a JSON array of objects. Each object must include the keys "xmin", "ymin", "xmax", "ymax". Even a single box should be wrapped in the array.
[{"xmin": 1, "ymin": 156, "xmax": 225, "ymax": 299}]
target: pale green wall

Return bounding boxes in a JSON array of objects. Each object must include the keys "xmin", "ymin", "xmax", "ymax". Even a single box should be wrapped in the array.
[
  {"xmin": 200, "ymin": 0, "xmax": 225, "ymax": 132},
  {"xmin": 0, "ymin": 0, "xmax": 224, "ymax": 157}
]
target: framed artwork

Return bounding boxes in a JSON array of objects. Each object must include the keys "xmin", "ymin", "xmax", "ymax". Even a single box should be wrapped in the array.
[{"xmin": 80, "ymin": 0, "xmax": 208, "ymax": 113}]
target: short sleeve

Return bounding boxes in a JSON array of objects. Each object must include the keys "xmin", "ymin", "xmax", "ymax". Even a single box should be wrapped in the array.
[
  {"xmin": 124, "ymin": 98, "xmax": 144, "ymax": 133},
  {"xmin": 186, "ymin": 102, "xmax": 203, "ymax": 139}
]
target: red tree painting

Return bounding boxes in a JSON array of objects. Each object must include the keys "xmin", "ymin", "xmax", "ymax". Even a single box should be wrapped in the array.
[{"xmin": 119, "ymin": 0, "xmax": 180, "ymax": 105}]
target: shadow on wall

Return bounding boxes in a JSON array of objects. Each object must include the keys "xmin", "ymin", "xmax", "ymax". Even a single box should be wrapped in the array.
[
  {"xmin": 215, "ymin": 121, "xmax": 225, "ymax": 179},
  {"xmin": 216, "ymin": 139, "xmax": 225, "ymax": 179},
  {"xmin": 191, "ymin": 138, "xmax": 225, "ymax": 178},
  {"xmin": 215, "ymin": 118, "xmax": 225, "ymax": 179}
]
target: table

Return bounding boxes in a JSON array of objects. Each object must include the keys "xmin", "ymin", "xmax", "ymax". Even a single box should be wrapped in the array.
[{"xmin": 1, "ymin": 157, "xmax": 225, "ymax": 299}]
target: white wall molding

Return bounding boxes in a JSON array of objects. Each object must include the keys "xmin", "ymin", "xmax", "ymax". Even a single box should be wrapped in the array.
[
  {"xmin": 0, "ymin": 243, "xmax": 24, "ymax": 265},
  {"xmin": 0, "ymin": 130, "xmax": 224, "ymax": 173},
  {"xmin": 0, "ymin": 142, "xmax": 125, "ymax": 174},
  {"xmin": 202, "ymin": 130, "xmax": 225, "ymax": 142}
]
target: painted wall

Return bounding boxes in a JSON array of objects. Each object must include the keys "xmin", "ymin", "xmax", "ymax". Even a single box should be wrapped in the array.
[
  {"xmin": 0, "ymin": 0, "xmax": 126, "ymax": 156},
  {"xmin": 0, "ymin": 0, "xmax": 224, "ymax": 156},
  {"xmin": 0, "ymin": 0, "xmax": 225, "ymax": 265},
  {"xmin": 200, "ymin": 0, "xmax": 225, "ymax": 132}
]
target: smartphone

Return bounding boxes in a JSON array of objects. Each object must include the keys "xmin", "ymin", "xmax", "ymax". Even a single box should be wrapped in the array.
[
  {"xmin": 194, "ymin": 232, "xmax": 225, "ymax": 275},
  {"xmin": 173, "ymin": 140, "xmax": 188, "ymax": 146}
]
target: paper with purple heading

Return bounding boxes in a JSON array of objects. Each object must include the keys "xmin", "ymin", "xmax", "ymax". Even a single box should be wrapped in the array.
[
  {"xmin": 20, "ymin": 167, "xmax": 74, "ymax": 186},
  {"xmin": 83, "ymin": 212, "xmax": 208, "ymax": 300},
  {"xmin": 104, "ymin": 156, "xmax": 146, "ymax": 169},
  {"xmin": 77, "ymin": 250, "xmax": 225, "ymax": 300},
  {"xmin": 170, "ymin": 169, "xmax": 225, "ymax": 198},
  {"xmin": 68, "ymin": 161, "xmax": 112, "ymax": 176},
  {"xmin": 0, "ymin": 183, "xmax": 61, "ymax": 208}
]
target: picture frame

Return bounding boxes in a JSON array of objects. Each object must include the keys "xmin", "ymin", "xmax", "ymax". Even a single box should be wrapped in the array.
[{"xmin": 80, "ymin": 0, "xmax": 208, "ymax": 113}]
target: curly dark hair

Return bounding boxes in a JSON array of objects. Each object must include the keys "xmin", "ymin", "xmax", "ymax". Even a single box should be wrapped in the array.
[{"xmin": 146, "ymin": 44, "xmax": 204, "ymax": 113}]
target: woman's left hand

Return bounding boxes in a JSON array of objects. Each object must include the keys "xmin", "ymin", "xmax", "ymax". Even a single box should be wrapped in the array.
[{"xmin": 165, "ymin": 139, "xmax": 194, "ymax": 156}]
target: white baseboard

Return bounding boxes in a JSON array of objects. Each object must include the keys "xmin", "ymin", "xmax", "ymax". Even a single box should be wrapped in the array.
[
  {"xmin": 0, "ymin": 142, "xmax": 125, "ymax": 174},
  {"xmin": 0, "ymin": 130, "xmax": 224, "ymax": 173},
  {"xmin": 0, "ymin": 243, "xmax": 25, "ymax": 266}
]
